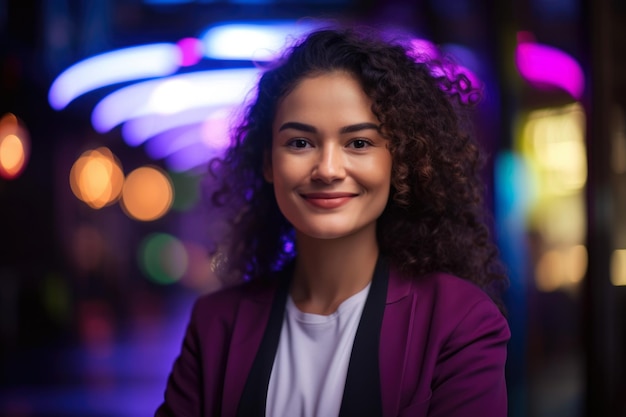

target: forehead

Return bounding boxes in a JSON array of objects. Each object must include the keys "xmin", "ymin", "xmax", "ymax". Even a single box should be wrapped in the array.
[{"xmin": 273, "ymin": 71, "xmax": 377, "ymax": 127}]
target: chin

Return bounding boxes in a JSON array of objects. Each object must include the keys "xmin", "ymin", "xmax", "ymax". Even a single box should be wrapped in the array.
[
  {"xmin": 296, "ymin": 229, "xmax": 346, "ymax": 240},
  {"xmin": 295, "ymin": 222, "xmax": 374, "ymax": 241}
]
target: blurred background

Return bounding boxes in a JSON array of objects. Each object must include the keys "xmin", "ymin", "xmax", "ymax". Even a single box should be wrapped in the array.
[{"xmin": 0, "ymin": 0, "xmax": 625, "ymax": 416}]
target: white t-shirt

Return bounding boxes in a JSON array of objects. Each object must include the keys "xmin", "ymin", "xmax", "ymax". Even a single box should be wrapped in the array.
[{"xmin": 265, "ymin": 283, "xmax": 371, "ymax": 417}]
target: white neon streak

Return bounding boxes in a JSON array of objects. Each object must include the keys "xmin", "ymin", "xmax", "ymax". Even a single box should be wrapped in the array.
[
  {"xmin": 201, "ymin": 21, "xmax": 321, "ymax": 61},
  {"xmin": 48, "ymin": 44, "xmax": 181, "ymax": 110},
  {"xmin": 91, "ymin": 68, "xmax": 259, "ymax": 133}
]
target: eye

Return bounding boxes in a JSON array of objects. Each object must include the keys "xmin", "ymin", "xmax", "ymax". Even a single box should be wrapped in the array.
[
  {"xmin": 348, "ymin": 139, "xmax": 372, "ymax": 149},
  {"xmin": 287, "ymin": 138, "xmax": 311, "ymax": 148}
]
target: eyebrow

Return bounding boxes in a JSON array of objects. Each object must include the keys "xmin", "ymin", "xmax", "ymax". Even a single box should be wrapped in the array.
[{"xmin": 278, "ymin": 121, "xmax": 381, "ymax": 134}]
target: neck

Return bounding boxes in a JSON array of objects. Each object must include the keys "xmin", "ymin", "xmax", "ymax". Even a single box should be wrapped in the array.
[{"xmin": 291, "ymin": 226, "xmax": 379, "ymax": 315}]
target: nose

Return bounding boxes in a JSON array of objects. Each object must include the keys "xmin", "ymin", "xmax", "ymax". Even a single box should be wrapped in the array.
[{"xmin": 311, "ymin": 144, "xmax": 346, "ymax": 183}]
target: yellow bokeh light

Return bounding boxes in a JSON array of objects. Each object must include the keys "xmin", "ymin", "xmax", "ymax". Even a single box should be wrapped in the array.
[
  {"xmin": 610, "ymin": 249, "xmax": 626, "ymax": 286},
  {"xmin": 521, "ymin": 103, "xmax": 587, "ymax": 196},
  {"xmin": 121, "ymin": 166, "xmax": 173, "ymax": 221},
  {"xmin": 528, "ymin": 194, "xmax": 586, "ymax": 246},
  {"xmin": 69, "ymin": 147, "xmax": 124, "ymax": 209}
]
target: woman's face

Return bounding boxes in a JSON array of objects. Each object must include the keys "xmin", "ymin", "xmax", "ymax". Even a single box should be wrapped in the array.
[{"xmin": 265, "ymin": 71, "xmax": 392, "ymax": 241}]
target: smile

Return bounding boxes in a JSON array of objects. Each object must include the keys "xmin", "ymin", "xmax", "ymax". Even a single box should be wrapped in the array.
[{"xmin": 300, "ymin": 192, "xmax": 357, "ymax": 209}]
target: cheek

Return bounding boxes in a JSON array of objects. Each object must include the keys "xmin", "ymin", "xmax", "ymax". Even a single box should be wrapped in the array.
[
  {"xmin": 270, "ymin": 165, "xmax": 295, "ymax": 209},
  {"xmin": 374, "ymin": 163, "xmax": 393, "ymax": 206},
  {"xmin": 369, "ymin": 158, "xmax": 393, "ymax": 189},
  {"xmin": 270, "ymin": 160, "xmax": 292, "ymax": 189}
]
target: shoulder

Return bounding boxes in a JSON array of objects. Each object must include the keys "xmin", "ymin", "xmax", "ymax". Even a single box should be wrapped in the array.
[
  {"xmin": 190, "ymin": 278, "xmax": 278, "ymax": 326},
  {"xmin": 390, "ymin": 269, "xmax": 509, "ymax": 337},
  {"xmin": 382, "ymin": 269, "xmax": 509, "ymax": 415},
  {"xmin": 391, "ymin": 267, "xmax": 495, "ymax": 305},
  {"xmin": 417, "ymin": 272, "xmax": 497, "ymax": 312}
]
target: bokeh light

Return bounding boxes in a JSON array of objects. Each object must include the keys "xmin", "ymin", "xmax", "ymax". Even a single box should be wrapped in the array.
[
  {"xmin": 610, "ymin": 249, "xmax": 626, "ymax": 286},
  {"xmin": 535, "ymin": 245, "xmax": 588, "ymax": 292},
  {"xmin": 521, "ymin": 103, "xmax": 587, "ymax": 196},
  {"xmin": 148, "ymin": 78, "xmax": 196, "ymax": 115},
  {"xmin": 515, "ymin": 33, "xmax": 585, "ymax": 100},
  {"xmin": 121, "ymin": 166, "xmax": 173, "ymax": 221},
  {"xmin": 77, "ymin": 300, "xmax": 115, "ymax": 358},
  {"xmin": 201, "ymin": 108, "xmax": 233, "ymax": 150},
  {"xmin": 48, "ymin": 43, "xmax": 181, "ymax": 110},
  {"xmin": 0, "ymin": 113, "xmax": 30, "ymax": 179},
  {"xmin": 200, "ymin": 21, "xmax": 322, "ymax": 61},
  {"xmin": 138, "ymin": 233, "xmax": 188, "ymax": 284},
  {"xmin": 516, "ymin": 103, "xmax": 588, "ymax": 293},
  {"xmin": 69, "ymin": 147, "xmax": 124, "ymax": 209},
  {"xmin": 91, "ymin": 68, "xmax": 258, "ymax": 133},
  {"xmin": 176, "ymin": 37, "xmax": 203, "ymax": 67}
]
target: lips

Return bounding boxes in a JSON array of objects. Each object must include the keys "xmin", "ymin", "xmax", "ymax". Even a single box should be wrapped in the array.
[{"xmin": 300, "ymin": 192, "xmax": 357, "ymax": 209}]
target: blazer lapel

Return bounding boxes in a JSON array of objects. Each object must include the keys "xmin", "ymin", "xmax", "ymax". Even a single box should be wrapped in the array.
[
  {"xmin": 221, "ymin": 279, "xmax": 281, "ymax": 417},
  {"xmin": 380, "ymin": 268, "xmax": 416, "ymax": 417},
  {"xmin": 236, "ymin": 271, "xmax": 291, "ymax": 417},
  {"xmin": 338, "ymin": 257, "xmax": 388, "ymax": 417}
]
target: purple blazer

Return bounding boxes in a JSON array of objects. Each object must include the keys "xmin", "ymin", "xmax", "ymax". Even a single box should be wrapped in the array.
[{"xmin": 156, "ymin": 266, "xmax": 510, "ymax": 417}]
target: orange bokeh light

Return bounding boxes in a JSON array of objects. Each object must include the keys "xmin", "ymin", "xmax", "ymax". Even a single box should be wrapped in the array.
[
  {"xmin": 121, "ymin": 166, "xmax": 173, "ymax": 221},
  {"xmin": 0, "ymin": 113, "xmax": 30, "ymax": 179},
  {"xmin": 70, "ymin": 147, "xmax": 124, "ymax": 209}
]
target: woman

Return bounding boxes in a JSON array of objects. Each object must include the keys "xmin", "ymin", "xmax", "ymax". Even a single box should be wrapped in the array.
[{"xmin": 156, "ymin": 27, "xmax": 510, "ymax": 417}]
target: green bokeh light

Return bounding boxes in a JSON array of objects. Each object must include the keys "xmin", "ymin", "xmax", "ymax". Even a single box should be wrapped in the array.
[{"xmin": 138, "ymin": 233, "xmax": 188, "ymax": 285}]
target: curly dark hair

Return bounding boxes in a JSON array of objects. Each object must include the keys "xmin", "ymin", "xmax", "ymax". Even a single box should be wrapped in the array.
[{"xmin": 208, "ymin": 27, "xmax": 508, "ymax": 302}]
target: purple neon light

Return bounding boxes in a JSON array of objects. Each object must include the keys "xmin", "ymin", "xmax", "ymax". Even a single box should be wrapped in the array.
[
  {"xmin": 122, "ymin": 107, "xmax": 221, "ymax": 147},
  {"xmin": 145, "ymin": 125, "xmax": 204, "ymax": 160},
  {"xmin": 515, "ymin": 40, "xmax": 584, "ymax": 100},
  {"xmin": 142, "ymin": 115, "xmax": 231, "ymax": 162},
  {"xmin": 200, "ymin": 111, "xmax": 232, "ymax": 150},
  {"xmin": 166, "ymin": 141, "xmax": 218, "ymax": 172}
]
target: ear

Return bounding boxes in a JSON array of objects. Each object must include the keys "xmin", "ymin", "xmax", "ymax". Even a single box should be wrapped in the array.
[{"xmin": 263, "ymin": 151, "xmax": 273, "ymax": 183}]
